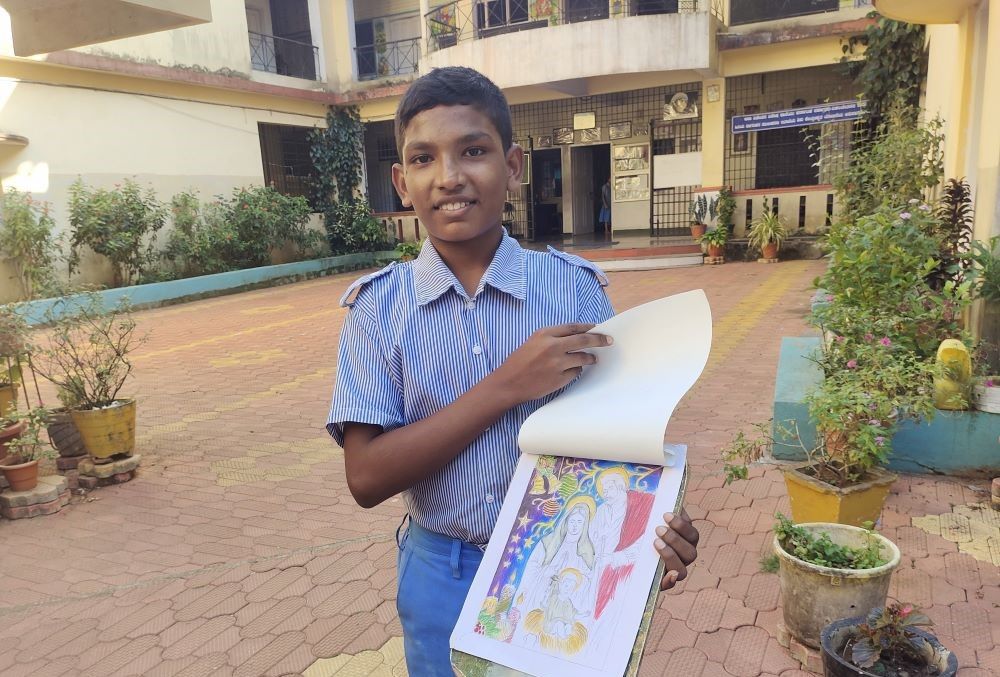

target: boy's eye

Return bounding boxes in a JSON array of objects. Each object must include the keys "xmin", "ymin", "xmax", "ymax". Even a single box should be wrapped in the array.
[
  {"xmin": 466, "ymin": 147, "xmax": 486, "ymax": 157},
  {"xmin": 410, "ymin": 154, "xmax": 432, "ymax": 165}
]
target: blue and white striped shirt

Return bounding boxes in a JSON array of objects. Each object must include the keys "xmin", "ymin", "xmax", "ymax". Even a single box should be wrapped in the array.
[{"xmin": 326, "ymin": 230, "xmax": 613, "ymax": 546}]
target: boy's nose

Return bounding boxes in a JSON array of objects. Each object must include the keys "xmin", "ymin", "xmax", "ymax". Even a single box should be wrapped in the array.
[{"xmin": 436, "ymin": 156, "xmax": 465, "ymax": 189}]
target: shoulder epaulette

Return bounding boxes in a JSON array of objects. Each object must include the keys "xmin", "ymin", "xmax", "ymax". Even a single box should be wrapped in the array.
[
  {"xmin": 546, "ymin": 247, "xmax": 609, "ymax": 286},
  {"xmin": 339, "ymin": 262, "xmax": 397, "ymax": 307}
]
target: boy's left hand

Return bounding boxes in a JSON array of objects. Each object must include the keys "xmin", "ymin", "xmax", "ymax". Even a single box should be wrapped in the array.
[{"xmin": 654, "ymin": 509, "xmax": 699, "ymax": 591}]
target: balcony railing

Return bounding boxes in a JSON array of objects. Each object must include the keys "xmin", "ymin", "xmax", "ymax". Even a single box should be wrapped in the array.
[
  {"xmin": 249, "ymin": 30, "xmax": 320, "ymax": 80},
  {"xmin": 356, "ymin": 37, "xmax": 420, "ymax": 81},
  {"xmin": 425, "ymin": 0, "xmax": 722, "ymax": 52}
]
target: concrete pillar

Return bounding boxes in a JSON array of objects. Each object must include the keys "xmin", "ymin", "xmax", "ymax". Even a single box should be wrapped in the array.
[
  {"xmin": 420, "ymin": 0, "xmax": 431, "ymax": 58},
  {"xmin": 700, "ymin": 77, "xmax": 726, "ymax": 189},
  {"xmin": 320, "ymin": 0, "xmax": 356, "ymax": 92}
]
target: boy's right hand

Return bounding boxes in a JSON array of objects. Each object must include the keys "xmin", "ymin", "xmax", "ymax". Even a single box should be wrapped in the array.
[{"xmin": 491, "ymin": 323, "xmax": 612, "ymax": 406}]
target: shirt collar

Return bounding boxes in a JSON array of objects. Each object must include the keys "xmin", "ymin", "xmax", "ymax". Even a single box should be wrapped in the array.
[{"xmin": 413, "ymin": 229, "xmax": 526, "ymax": 306}]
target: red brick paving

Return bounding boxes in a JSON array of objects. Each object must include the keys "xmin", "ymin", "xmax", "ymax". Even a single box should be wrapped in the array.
[{"xmin": 0, "ymin": 259, "xmax": 995, "ymax": 675}]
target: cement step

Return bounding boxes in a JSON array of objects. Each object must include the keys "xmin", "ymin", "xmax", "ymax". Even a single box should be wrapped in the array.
[{"xmin": 596, "ymin": 254, "xmax": 704, "ymax": 271}]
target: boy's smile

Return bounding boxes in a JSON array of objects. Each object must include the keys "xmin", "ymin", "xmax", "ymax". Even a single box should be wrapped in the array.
[{"xmin": 392, "ymin": 105, "xmax": 523, "ymax": 252}]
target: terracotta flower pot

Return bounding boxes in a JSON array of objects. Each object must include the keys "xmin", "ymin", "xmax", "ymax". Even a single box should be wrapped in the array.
[
  {"xmin": 762, "ymin": 243, "xmax": 779, "ymax": 259},
  {"xmin": 707, "ymin": 244, "xmax": 725, "ymax": 257},
  {"xmin": 0, "ymin": 419, "xmax": 26, "ymax": 458},
  {"xmin": 0, "ymin": 455, "xmax": 39, "ymax": 492},
  {"xmin": 690, "ymin": 223, "xmax": 707, "ymax": 239}
]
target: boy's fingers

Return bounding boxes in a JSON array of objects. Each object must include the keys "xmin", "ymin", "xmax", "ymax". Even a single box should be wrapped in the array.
[
  {"xmin": 563, "ymin": 332, "xmax": 613, "ymax": 352},
  {"xmin": 548, "ymin": 323, "xmax": 597, "ymax": 337},
  {"xmin": 664, "ymin": 511, "xmax": 700, "ymax": 547},
  {"xmin": 566, "ymin": 352, "xmax": 597, "ymax": 368}
]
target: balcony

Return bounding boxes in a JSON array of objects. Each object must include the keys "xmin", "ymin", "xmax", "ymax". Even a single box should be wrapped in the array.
[
  {"xmin": 422, "ymin": 0, "xmax": 720, "ymax": 93},
  {"xmin": 248, "ymin": 31, "xmax": 320, "ymax": 80},
  {"xmin": 874, "ymin": 0, "xmax": 978, "ymax": 25},
  {"xmin": 355, "ymin": 37, "xmax": 420, "ymax": 81}
]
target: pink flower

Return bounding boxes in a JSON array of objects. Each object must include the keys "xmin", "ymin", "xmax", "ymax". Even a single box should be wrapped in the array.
[
  {"xmin": 864, "ymin": 333, "xmax": 873, "ymax": 342},
  {"xmin": 986, "ymin": 380, "xmax": 995, "ymax": 388},
  {"xmin": 900, "ymin": 212, "xmax": 912, "ymax": 220},
  {"xmin": 875, "ymin": 436, "xmax": 886, "ymax": 446},
  {"xmin": 868, "ymin": 419, "xmax": 880, "ymax": 426},
  {"xmin": 900, "ymin": 604, "xmax": 914, "ymax": 616},
  {"xmin": 880, "ymin": 337, "xmax": 891, "ymax": 347},
  {"xmin": 835, "ymin": 335, "xmax": 846, "ymax": 343},
  {"xmin": 919, "ymin": 204, "xmax": 931, "ymax": 212},
  {"xmin": 847, "ymin": 359, "xmax": 858, "ymax": 369},
  {"xmin": 825, "ymin": 294, "xmax": 834, "ymax": 302}
]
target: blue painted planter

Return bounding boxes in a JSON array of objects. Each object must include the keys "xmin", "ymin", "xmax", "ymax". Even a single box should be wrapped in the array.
[
  {"xmin": 772, "ymin": 336, "xmax": 1000, "ymax": 477},
  {"xmin": 13, "ymin": 251, "xmax": 398, "ymax": 326}
]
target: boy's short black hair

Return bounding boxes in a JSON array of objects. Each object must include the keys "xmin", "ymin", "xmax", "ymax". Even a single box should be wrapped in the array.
[{"xmin": 395, "ymin": 66, "xmax": 513, "ymax": 155}]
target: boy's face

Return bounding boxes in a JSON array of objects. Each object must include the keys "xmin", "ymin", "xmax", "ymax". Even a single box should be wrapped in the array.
[{"xmin": 392, "ymin": 105, "xmax": 523, "ymax": 246}]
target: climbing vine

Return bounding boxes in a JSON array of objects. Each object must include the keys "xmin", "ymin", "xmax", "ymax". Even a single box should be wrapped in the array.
[
  {"xmin": 309, "ymin": 105, "xmax": 388, "ymax": 255},
  {"xmin": 310, "ymin": 105, "xmax": 365, "ymax": 210},
  {"xmin": 843, "ymin": 13, "xmax": 927, "ymax": 123}
]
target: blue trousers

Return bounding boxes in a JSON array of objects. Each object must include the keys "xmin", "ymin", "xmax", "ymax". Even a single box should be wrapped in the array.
[{"xmin": 396, "ymin": 519, "xmax": 484, "ymax": 676}]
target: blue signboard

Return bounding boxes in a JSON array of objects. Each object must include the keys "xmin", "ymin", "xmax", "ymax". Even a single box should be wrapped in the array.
[{"xmin": 731, "ymin": 100, "xmax": 866, "ymax": 134}]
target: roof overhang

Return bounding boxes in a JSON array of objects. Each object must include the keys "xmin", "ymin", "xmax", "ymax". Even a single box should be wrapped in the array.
[{"xmin": 0, "ymin": 0, "xmax": 212, "ymax": 56}]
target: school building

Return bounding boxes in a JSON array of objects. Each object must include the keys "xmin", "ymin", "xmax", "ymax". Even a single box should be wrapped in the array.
[{"xmin": 0, "ymin": 0, "xmax": 880, "ymax": 298}]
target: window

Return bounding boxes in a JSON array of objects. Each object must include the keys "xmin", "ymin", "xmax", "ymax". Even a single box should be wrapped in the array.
[
  {"xmin": 258, "ymin": 123, "xmax": 316, "ymax": 208},
  {"xmin": 731, "ymin": 0, "xmax": 839, "ymax": 26}
]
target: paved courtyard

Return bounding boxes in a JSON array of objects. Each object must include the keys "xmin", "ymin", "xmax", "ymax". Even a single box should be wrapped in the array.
[{"xmin": 0, "ymin": 258, "xmax": 997, "ymax": 676}]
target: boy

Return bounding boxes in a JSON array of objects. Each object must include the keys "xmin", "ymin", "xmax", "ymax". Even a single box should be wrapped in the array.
[{"xmin": 327, "ymin": 66, "xmax": 698, "ymax": 675}]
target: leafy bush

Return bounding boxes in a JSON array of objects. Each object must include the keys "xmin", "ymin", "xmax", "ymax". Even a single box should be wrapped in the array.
[
  {"xmin": 162, "ymin": 187, "xmax": 321, "ymax": 277},
  {"xmin": 68, "ymin": 178, "xmax": 167, "ymax": 287},
  {"xmin": 227, "ymin": 186, "xmax": 319, "ymax": 268},
  {"xmin": 0, "ymin": 190, "xmax": 61, "ymax": 300},
  {"xmin": 716, "ymin": 187, "xmax": 737, "ymax": 233},
  {"xmin": 324, "ymin": 199, "xmax": 390, "ymax": 256},
  {"xmin": 849, "ymin": 603, "xmax": 935, "ymax": 671},
  {"xmin": 33, "ymin": 295, "xmax": 146, "ymax": 410}
]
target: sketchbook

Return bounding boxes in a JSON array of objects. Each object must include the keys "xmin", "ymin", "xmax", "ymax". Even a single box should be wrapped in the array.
[{"xmin": 450, "ymin": 290, "xmax": 712, "ymax": 677}]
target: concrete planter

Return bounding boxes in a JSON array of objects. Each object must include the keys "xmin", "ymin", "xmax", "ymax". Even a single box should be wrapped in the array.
[
  {"xmin": 973, "ymin": 379, "xmax": 1000, "ymax": 414},
  {"xmin": 71, "ymin": 399, "xmax": 136, "ymax": 460},
  {"xmin": 776, "ymin": 523, "xmax": 900, "ymax": 649},
  {"xmin": 783, "ymin": 464, "xmax": 897, "ymax": 527}
]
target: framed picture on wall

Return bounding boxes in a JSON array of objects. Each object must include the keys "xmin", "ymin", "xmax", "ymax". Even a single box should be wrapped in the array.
[
  {"xmin": 743, "ymin": 104, "xmax": 759, "ymax": 115},
  {"xmin": 609, "ymin": 121, "xmax": 632, "ymax": 140},
  {"xmin": 534, "ymin": 135, "xmax": 552, "ymax": 148},
  {"xmin": 575, "ymin": 127, "xmax": 602, "ymax": 144},
  {"xmin": 733, "ymin": 132, "xmax": 750, "ymax": 154},
  {"xmin": 663, "ymin": 91, "xmax": 700, "ymax": 120},
  {"xmin": 613, "ymin": 173, "xmax": 649, "ymax": 202},
  {"xmin": 553, "ymin": 127, "xmax": 573, "ymax": 145}
]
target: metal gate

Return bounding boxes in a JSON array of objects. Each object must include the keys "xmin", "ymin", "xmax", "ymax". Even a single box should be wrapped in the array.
[{"xmin": 650, "ymin": 117, "xmax": 701, "ymax": 236}]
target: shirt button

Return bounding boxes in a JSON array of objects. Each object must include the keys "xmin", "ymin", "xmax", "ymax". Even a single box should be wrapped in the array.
[
  {"xmin": 465, "ymin": 299, "xmax": 475, "ymax": 310},
  {"xmin": 485, "ymin": 494, "xmax": 495, "ymax": 503},
  {"xmin": 472, "ymin": 345, "xmax": 482, "ymax": 355}
]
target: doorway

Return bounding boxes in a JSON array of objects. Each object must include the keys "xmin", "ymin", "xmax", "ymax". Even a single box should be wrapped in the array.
[
  {"xmin": 531, "ymin": 149, "xmax": 563, "ymax": 240},
  {"xmin": 569, "ymin": 144, "xmax": 611, "ymax": 236}
]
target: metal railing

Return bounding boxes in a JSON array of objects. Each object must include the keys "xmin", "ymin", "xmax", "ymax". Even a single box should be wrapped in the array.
[
  {"xmin": 425, "ymin": 0, "xmax": 720, "ymax": 53},
  {"xmin": 356, "ymin": 37, "xmax": 420, "ymax": 81},
  {"xmin": 249, "ymin": 30, "xmax": 320, "ymax": 81}
]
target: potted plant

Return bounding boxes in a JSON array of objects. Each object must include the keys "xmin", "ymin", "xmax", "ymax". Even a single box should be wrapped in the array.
[
  {"xmin": 821, "ymin": 603, "xmax": 958, "ymax": 677},
  {"xmin": 0, "ymin": 407, "xmax": 56, "ymax": 491},
  {"xmin": 716, "ymin": 187, "xmax": 737, "ymax": 236},
  {"xmin": 689, "ymin": 194, "xmax": 709, "ymax": 239},
  {"xmin": 396, "ymin": 241, "xmax": 422, "ymax": 262},
  {"xmin": 973, "ymin": 375, "xmax": 1000, "ymax": 413},
  {"xmin": 773, "ymin": 514, "xmax": 900, "ymax": 650},
  {"xmin": 700, "ymin": 227, "xmax": 728, "ymax": 258},
  {"xmin": 34, "ymin": 295, "xmax": 147, "ymax": 462},
  {"xmin": 747, "ymin": 199, "xmax": 787, "ymax": 260},
  {"xmin": 0, "ymin": 305, "xmax": 29, "ymax": 419}
]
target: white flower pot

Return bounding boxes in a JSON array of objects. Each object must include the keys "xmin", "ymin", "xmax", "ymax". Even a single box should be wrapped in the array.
[{"xmin": 973, "ymin": 378, "xmax": 1000, "ymax": 414}]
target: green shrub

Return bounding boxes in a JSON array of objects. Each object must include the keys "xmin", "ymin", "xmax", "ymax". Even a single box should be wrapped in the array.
[
  {"xmin": 163, "ymin": 192, "xmax": 240, "ymax": 277},
  {"xmin": 324, "ymin": 199, "xmax": 390, "ymax": 256},
  {"xmin": 227, "ymin": 186, "xmax": 319, "ymax": 269},
  {"xmin": 0, "ymin": 190, "xmax": 61, "ymax": 301},
  {"xmin": 68, "ymin": 178, "xmax": 166, "ymax": 288}
]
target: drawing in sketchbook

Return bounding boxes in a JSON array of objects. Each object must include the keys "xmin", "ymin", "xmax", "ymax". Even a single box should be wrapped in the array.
[{"xmin": 474, "ymin": 456, "xmax": 662, "ymax": 662}]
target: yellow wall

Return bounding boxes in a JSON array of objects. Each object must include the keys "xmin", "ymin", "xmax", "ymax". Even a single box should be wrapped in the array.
[{"xmin": 0, "ymin": 63, "xmax": 327, "ymax": 299}]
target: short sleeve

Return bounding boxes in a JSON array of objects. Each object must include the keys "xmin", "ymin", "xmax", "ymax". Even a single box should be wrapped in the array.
[
  {"xmin": 326, "ymin": 306, "xmax": 404, "ymax": 447},
  {"xmin": 579, "ymin": 276, "xmax": 615, "ymax": 324}
]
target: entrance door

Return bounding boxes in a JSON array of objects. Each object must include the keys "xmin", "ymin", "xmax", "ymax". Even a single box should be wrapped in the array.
[
  {"xmin": 531, "ymin": 149, "xmax": 563, "ymax": 241},
  {"xmin": 570, "ymin": 146, "xmax": 595, "ymax": 235}
]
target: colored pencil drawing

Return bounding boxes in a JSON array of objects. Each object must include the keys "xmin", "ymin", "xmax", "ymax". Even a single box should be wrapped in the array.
[{"xmin": 473, "ymin": 456, "xmax": 662, "ymax": 661}]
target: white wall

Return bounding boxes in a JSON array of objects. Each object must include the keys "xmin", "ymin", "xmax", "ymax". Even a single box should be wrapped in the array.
[{"xmin": 423, "ymin": 12, "xmax": 712, "ymax": 92}]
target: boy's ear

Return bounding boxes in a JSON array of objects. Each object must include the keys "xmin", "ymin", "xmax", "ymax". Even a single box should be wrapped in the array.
[
  {"xmin": 505, "ymin": 143, "xmax": 525, "ymax": 193},
  {"xmin": 391, "ymin": 163, "xmax": 412, "ymax": 208}
]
